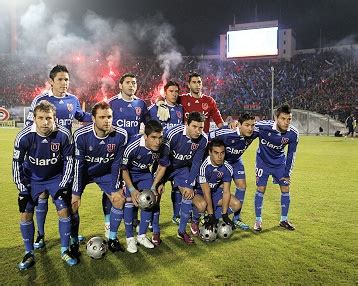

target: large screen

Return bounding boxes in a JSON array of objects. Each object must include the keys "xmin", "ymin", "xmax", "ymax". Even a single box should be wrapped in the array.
[{"xmin": 227, "ymin": 27, "xmax": 278, "ymax": 58}]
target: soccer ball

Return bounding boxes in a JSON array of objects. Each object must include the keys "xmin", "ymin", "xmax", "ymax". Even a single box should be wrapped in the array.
[
  {"xmin": 86, "ymin": 237, "xmax": 108, "ymax": 259},
  {"xmin": 137, "ymin": 189, "xmax": 156, "ymax": 210},
  {"xmin": 199, "ymin": 225, "xmax": 218, "ymax": 242},
  {"xmin": 217, "ymin": 221, "xmax": 233, "ymax": 239}
]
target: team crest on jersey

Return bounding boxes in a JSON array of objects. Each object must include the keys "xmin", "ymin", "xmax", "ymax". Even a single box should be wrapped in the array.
[
  {"xmin": 281, "ymin": 137, "xmax": 289, "ymax": 145},
  {"xmin": 217, "ymin": 171, "xmax": 224, "ymax": 179},
  {"xmin": 176, "ymin": 111, "xmax": 182, "ymax": 118},
  {"xmin": 135, "ymin": 107, "xmax": 142, "ymax": 116},
  {"xmin": 51, "ymin": 143, "xmax": 60, "ymax": 152},
  {"xmin": 152, "ymin": 153, "xmax": 159, "ymax": 160},
  {"xmin": 202, "ymin": 103, "xmax": 208, "ymax": 110},
  {"xmin": 191, "ymin": 143, "xmax": 199, "ymax": 150},
  {"xmin": 107, "ymin": 144, "xmax": 116, "ymax": 152},
  {"xmin": 67, "ymin": 103, "xmax": 74, "ymax": 112}
]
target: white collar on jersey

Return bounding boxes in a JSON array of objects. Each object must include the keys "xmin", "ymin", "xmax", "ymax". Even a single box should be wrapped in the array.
[
  {"xmin": 48, "ymin": 88, "xmax": 67, "ymax": 98},
  {"xmin": 140, "ymin": 135, "xmax": 152, "ymax": 150},
  {"xmin": 189, "ymin": 92, "xmax": 203, "ymax": 99},
  {"xmin": 273, "ymin": 121, "xmax": 291, "ymax": 132},
  {"xmin": 117, "ymin": 92, "xmax": 138, "ymax": 102},
  {"xmin": 165, "ymin": 99, "xmax": 177, "ymax": 107},
  {"xmin": 236, "ymin": 127, "xmax": 241, "ymax": 136},
  {"xmin": 183, "ymin": 125, "xmax": 188, "ymax": 136},
  {"xmin": 91, "ymin": 123, "xmax": 110, "ymax": 139}
]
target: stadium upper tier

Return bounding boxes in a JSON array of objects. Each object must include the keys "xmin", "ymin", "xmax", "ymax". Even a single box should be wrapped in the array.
[{"xmin": 0, "ymin": 49, "xmax": 356, "ymax": 122}]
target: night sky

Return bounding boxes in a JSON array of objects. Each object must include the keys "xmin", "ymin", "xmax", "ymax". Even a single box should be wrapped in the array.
[{"xmin": 1, "ymin": 0, "xmax": 357, "ymax": 55}]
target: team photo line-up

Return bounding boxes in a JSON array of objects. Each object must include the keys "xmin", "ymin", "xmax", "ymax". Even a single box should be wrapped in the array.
[{"xmin": 12, "ymin": 64, "xmax": 299, "ymax": 270}]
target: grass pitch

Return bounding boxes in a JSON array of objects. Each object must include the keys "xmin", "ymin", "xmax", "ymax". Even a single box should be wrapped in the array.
[{"xmin": 0, "ymin": 128, "xmax": 357, "ymax": 285}]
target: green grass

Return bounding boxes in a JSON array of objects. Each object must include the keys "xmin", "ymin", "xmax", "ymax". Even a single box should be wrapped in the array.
[{"xmin": 0, "ymin": 128, "xmax": 357, "ymax": 285}]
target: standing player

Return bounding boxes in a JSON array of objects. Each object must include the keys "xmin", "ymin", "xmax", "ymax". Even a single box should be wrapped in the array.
[
  {"xmin": 156, "ymin": 112, "xmax": 208, "ymax": 244},
  {"xmin": 121, "ymin": 120, "xmax": 165, "ymax": 253},
  {"xmin": 198, "ymin": 139, "xmax": 240, "ymax": 230},
  {"xmin": 253, "ymin": 104, "xmax": 299, "ymax": 232},
  {"xmin": 180, "ymin": 72, "xmax": 224, "ymax": 133},
  {"xmin": 148, "ymin": 80, "xmax": 184, "ymax": 225},
  {"xmin": 25, "ymin": 65, "xmax": 92, "ymax": 249},
  {"xmin": 13, "ymin": 100, "xmax": 77, "ymax": 270},
  {"xmin": 208, "ymin": 113, "xmax": 256, "ymax": 230},
  {"xmin": 105, "ymin": 72, "xmax": 149, "ymax": 235},
  {"xmin": 71, "ymin": 102, "xmax": 128, "ymax": 256}
]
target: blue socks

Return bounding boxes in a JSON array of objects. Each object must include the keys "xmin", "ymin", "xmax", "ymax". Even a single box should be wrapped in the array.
[
  {"xmin": 233, "ymin": 188, "xmax": 245, "ymax": 221},
  {"xmin": 36, "ymin": 198, "xmax": 48, "ymax": 236},
  {"xmin": 59, "ymin": 216, "xmax": 71, "ymax": 249},
  {"xmin": 20, "ymin": 220, "xmax": 35, "ymax": 252},
  {"xmin": 280, "ymin": 192, "xmax": 291, "ymax": 221},
  {"xmin": 109, "ymin": 207, "xmax": 123, "ymax": 240},
  {"xmin": 124, "ymin": 202, "xmax": 135, "ymax": 238},
  {"xmin": 178, "ymin": 198, "xmax": 192, "ymax": 233},
  {"xmin": 254, "ymin": 190, "xmax": 264, "ymax": 221}
]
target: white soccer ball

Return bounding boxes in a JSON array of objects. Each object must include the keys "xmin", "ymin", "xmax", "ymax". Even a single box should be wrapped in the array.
[
  {"xmin": 86, "ymin": 237, "xmax": 108, "ymax": 259},
  {"xmin": 138, "ymin": 189, "xmax": 156, "ymax": 210},
  {"xmin": 199, "ymin": 225, "xmax": 218, "ymax": 242},
  {"xmin": 217, "ymin": 221, "xmax": 233, "ymax": 239}
]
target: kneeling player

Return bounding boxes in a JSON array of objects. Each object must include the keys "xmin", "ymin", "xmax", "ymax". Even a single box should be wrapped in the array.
[
  {"xmin": 12, "ymin": 100, "xmax": 77, "ymax": 270},
  {"xmin": 71, "ymin": 102, "xmax": 128, "ymax": 255},
  {"xmin": 121, "ymin": 120, "xmax": 165, "ymax": 253},
  {"xmin": 198, "ymin": 139, "xmax": 239, "ymax": 230}
]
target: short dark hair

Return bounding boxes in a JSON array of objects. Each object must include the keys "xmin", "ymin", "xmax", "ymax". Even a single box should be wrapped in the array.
[
  {"xmin": 49, "ymin": 65, "xmax": 69, "ymax": 80},
  {"xmin": 275, "ymin": 104, "xmax": 292, "ymax": 117},
  {"xmin": 164, "ymin": 80, "xmax": 180, "ymax": 92},
  {"xmin": 208, "ymin": 138, "xmax": 225, "ymax": 152},
  {"xmin": 187, "ymin": 111, "xmax": 205, "ymax": 125},
  {"xmin": 144, "ymin": 119, "xmax": 163, "ymax": 136},
  {"xmin": 34, "ymin": 100, "xmax": 56, "ymax": 117},
  {"xmin": 188, "ymin": 72, "xmax": 201, "ymax": 83},
  {"xmin": 91, "ymin": 101, "xmax": 112, "ymax": 117},
  {"xmin": 239, "ymin": 113, "xmax": 255, "ymax": 124},
  {"xmin": 119, "ymin": 72, "xmax": 136, "ymax": 84}
]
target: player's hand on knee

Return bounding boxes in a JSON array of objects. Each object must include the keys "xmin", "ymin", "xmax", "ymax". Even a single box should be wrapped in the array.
[
  {"xmin": 71, "ymin": 194, "xmax": 81, "ymax": 212},
  {"xmin": 111, "ymin": 191, "xmax": 125, "ymax": 208},
  {"xmin": 182, "ymin": 188, "xmax": 194, "ymax": 200},
  {"xmin": 130, "ymin": 190, "xmax": 140, "ymax": 207},
  {"xmin": 18, "ymin": 192, "xmax": 32, "ymax": 213}
]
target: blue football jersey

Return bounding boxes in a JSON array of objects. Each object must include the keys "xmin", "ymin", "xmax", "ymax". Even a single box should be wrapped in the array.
[
  {"xmin": 26, "ymin": 89, "xmax": 92, "ymax": 131},
  {"xmin": 254, "ymin": 120, "xmax": 299, "ymax": 177},
  {"xmin": 160, "ymin": 124, "xmax": 208, "ymax": 186},
  {"xmin": 72, "ymin": 124, "xmax": 128, "ymax": 195},
  {"xmin": 13, "ymin": 124, "xmax": 73, "ymax": 192},
  {"xmin": 108, "ymin": 93, "xmax": 148, "ymax": 138},
  {"xmin": 148, "ymin": 101, "xmax": 184, "ymax": 131},
  {"xmin": 198, "ymin": 156, "xmax": 233, "ymax": 191},
  {"xmin": 209, "ymin": 127, "xmax": 256, "ymax": 164},
  {"xmin": 121, "ymin": 135, "xmax": 161, "ymax": 176}
]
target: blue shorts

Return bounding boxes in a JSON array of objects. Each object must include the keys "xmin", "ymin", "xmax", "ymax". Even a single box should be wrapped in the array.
[
  {"xmin": 195, "ymin": 187, "xmax": 223, "ymax": 210},
  {"xmin": 255, "ymin": 156, "xmax": 289, "ymax": 187},
  {"xmin": 125, "ymin": 172, "xmax": 153, "ymax": 198},
  {"xmin": 83, "ymin": 174, "xmax": 118, "ymax": 195},
  {"xmin": 231, "ymin": 158, "xmax": 246, "ymax": 180},
  {"xmin": 163, "ymin": 167, "xmax": 192, "ymax": 189},
  {"xmin": 25, "ymin": 177, "xmax": 68, "ymax": 212}
]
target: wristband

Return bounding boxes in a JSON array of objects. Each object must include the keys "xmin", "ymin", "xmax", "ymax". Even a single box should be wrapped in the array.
[{"xmin": 128, "ymin": 186, "xmax": 136, "ymax": 194}]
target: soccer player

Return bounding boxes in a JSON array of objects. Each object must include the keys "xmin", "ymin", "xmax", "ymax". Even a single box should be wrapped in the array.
[
  {"xmin": 180, "ymin": 72, "xmax": 224, "ymax": 133},
  {"xmin": 121, "ymin": 120, "xmax": 165, "ymax": 253},
  {"xmin": 208, "ymin": 113, "xmax": 256, "ymax": 230},
  {"xmin": 157, "ymin": 112, "xmax": 208, "ymax": 244},
  {"xmin": 25, "ymin": 65, "xmax": 92, "ymax": 249},
  {"xmin": 198, "ymin": 139, "xmax": 240, "ymax": 230},
  {"xmin": 12, "ymin": 100, "xmax": 77, "ymax": 270},
  {"xmin": 71, "ymin": 102, "xmax": 128, "ymax": 255},
  {"xmin": 253, "ymin": 104, "xmax": 299, "ymax": 232},
  {"xmin": 345, "ymin": 113, "xmax": 355, "ymax": 138},
  {"xmin": 148, "ymin": 80, "xmax": 184, "ymax": 225},
  {"xmin": 105, "ymin": 72, "xmax": 149, "ymax": 235}
]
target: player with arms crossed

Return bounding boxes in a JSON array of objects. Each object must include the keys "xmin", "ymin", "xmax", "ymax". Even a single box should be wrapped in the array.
[
  {"xmin": 198, "ymin": 139, "xmax": 240, "ymax": 230},
  {"xmin": 105, "ymin": 72, "xmax": 149, "ymax": 235},
  {"xmin": 25, "ymin": 65, "xmax": 92, "ymax": 249},
  {"xmin": 149, "ymin": 80, "xmax": 184, "ymax": 225},
  {"xmin": 71, "ymin": 102, "xmax": 128, "ymax": 256},
  {"xmin": 156, "ymin": 112, "xmax": 208, "ymax": 244},
  {"xmin": 13, "ymin": 100, "xmax": 77, "ymax": 270},
  {"xmin": 208, "ymin": 113, "xmax": 256, "ymax": 230},
  {"xmin": 253, "ymin": 104, "xmax": 299, "ymax": 232}
]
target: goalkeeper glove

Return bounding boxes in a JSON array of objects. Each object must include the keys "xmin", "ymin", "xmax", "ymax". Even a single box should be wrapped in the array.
[{"xmin": 156, "ymin": 101, "xmax": 170, "ymax": 121}]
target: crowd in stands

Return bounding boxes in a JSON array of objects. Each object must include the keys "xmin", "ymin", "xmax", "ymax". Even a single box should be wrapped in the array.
[{"xmin": 0, "ymin": 49, "xmax": 356, "ymax": 122}]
